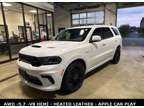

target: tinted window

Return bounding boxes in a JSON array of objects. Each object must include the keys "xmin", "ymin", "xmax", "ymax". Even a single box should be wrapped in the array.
[
  {"xmin": 92, "ymin": 27, "xmax": 113, "ymax": 39},
  {"xmin": 112, "ymin": 27, "xmax": 120, "ymax": 35},
  {"xmin": 55, "ymin": 28, "xmax": 91, "ymax": 42}
]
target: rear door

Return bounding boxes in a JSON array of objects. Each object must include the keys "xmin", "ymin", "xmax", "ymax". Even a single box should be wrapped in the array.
[
  {"xmin": 111, "ymin": 27, "xmax": 122, "ymax": 50},
  {"xmin": 100, "ymin": 27, "xmax": 115, "ymax": 60}
]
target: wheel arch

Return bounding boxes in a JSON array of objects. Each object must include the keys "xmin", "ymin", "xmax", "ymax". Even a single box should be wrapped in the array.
[
  {"xmin": 60, "ymin": 58, "xmax": 86, "ymax": 90},
  {"xmin": 117, "ymin": 45, "xmax": 121, "ymax": 49},
  {"xmin": 66, "ymin": 58, "xmax": 87, "ymax": 73}
]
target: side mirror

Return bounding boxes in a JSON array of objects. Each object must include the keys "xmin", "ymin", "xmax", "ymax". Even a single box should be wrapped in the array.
[{"xmin": 90, "ymin": 35, "xmax": 101, "ymax": 42}]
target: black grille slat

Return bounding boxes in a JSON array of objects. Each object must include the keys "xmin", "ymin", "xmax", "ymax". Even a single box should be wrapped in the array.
[
  {"xmin": 19, "ymin": 54, "xmax": 41, "ymax": 66},
  {"xmin": 19, "ymin": 68, "xmax": 42, "ymax": 86},
  {"xmin": 32, "ymin": 45, "xmax": 41, "ymax": 48}
]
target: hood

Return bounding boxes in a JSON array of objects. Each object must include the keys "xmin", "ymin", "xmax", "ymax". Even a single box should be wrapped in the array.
[{"xmin": 19, "ymin": 41, "xmax": 81, "ymax": 57}]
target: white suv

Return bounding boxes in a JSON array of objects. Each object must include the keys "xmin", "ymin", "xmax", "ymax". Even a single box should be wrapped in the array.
[{"xmin": 17, "ymin": 25, "xmax": 122, "ymax": 93}]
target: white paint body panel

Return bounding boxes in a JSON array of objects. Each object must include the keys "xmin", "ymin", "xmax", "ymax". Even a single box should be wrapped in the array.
[{"xmin": 17, "ymin": 25, "xmax": 122, "ymax": 91}]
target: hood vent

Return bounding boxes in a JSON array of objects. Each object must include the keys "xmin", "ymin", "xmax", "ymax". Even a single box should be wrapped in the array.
[
  {"xmin": 47, "ymin": 47, "xmax": 55, "ymax": 48},
  {"xmin": 32, "ymin": 45, "xmax": 41, "ymax": 48}
]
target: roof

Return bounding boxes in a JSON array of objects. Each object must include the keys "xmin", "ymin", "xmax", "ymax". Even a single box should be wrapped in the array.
[{"xmin": 67, "ymin": 25, "xmax": 117, "ymax": 29}]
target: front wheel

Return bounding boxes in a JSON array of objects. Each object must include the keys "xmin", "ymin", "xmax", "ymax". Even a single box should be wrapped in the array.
[
  {"xmin": 60, "ymin": 61, "xmax": 85, "ymax": 94},
  {"xmin": 111, "ymin": 47, "xmax": 121, "ymax": 64}
]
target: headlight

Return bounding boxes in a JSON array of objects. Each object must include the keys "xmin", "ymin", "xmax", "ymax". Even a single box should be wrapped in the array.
[{"xmin": 38, "ymin": 56, "xmax": 62, "ymax": 65}]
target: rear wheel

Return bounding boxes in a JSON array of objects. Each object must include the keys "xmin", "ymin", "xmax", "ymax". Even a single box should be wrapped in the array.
[
  {"xmin": 61, "ymin": 61, "xmax": 85, "ymax": 94},
  {"xmin": 111, "ymin": 47, "xmax": 121, "ymax": 64}
]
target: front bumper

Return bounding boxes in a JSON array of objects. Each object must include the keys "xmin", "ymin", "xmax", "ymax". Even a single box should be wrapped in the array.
[{"xmin": 17, "ymin": 60, "xmax": 65, "ymax": 91}]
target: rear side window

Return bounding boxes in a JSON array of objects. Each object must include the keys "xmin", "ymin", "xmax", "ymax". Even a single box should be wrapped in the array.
[
  {"xmin": 112, "ymin": 27, "xmax": 120, "ymax": 35},
  {"xmin": 92, "ymin": 27, "xmax": 113, "ymax": 40}
]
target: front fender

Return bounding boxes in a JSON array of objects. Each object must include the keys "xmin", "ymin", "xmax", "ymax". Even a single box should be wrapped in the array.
[{"xmin": 61, "ymin": 53, "xmax": 88, "ymax": 73}]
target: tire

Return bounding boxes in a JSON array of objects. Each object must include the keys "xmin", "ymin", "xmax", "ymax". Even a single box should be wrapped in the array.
[
  {"xmin": 111, "ymin": 47, "xmax": 121, "ymax": 64},
  {"xmin": 60, "ymin": 61, "xmax": 85, "ymax": 94}
]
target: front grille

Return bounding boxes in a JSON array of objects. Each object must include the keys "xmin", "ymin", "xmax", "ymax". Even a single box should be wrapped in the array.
[
  {"xmin": 19, "ymin": 68, "xmax": 42, "ymax": 86},
  {"xmin": 19, "ymin": 54, "xmax": 41, "ymax": 66}
]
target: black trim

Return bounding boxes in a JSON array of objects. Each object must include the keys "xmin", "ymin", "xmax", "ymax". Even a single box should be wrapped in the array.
[
  {"xmin": 19, "ymin": 54, "xmax": 62, "ymax": 66},
  {"xmin": 19, "ymin": 68, "xmax": 42, "ymax": 86},
  {"xmin": 32, "ymin": 45, "xmax": 41, "ymax": 48},
  {"xmin": 41, "ymin": 75, "xmax": 55, "ymax": 84}
]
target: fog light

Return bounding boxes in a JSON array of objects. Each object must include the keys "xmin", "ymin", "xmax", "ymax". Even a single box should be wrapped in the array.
[{"xmin": 41, "ymin": 75, "xmax": 55, "ymax": 84}]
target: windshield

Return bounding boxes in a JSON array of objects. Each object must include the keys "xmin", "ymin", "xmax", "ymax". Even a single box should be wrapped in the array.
[{"xmin": 55, "ymin": 28, "xmax": 91, "ymax": 41}]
